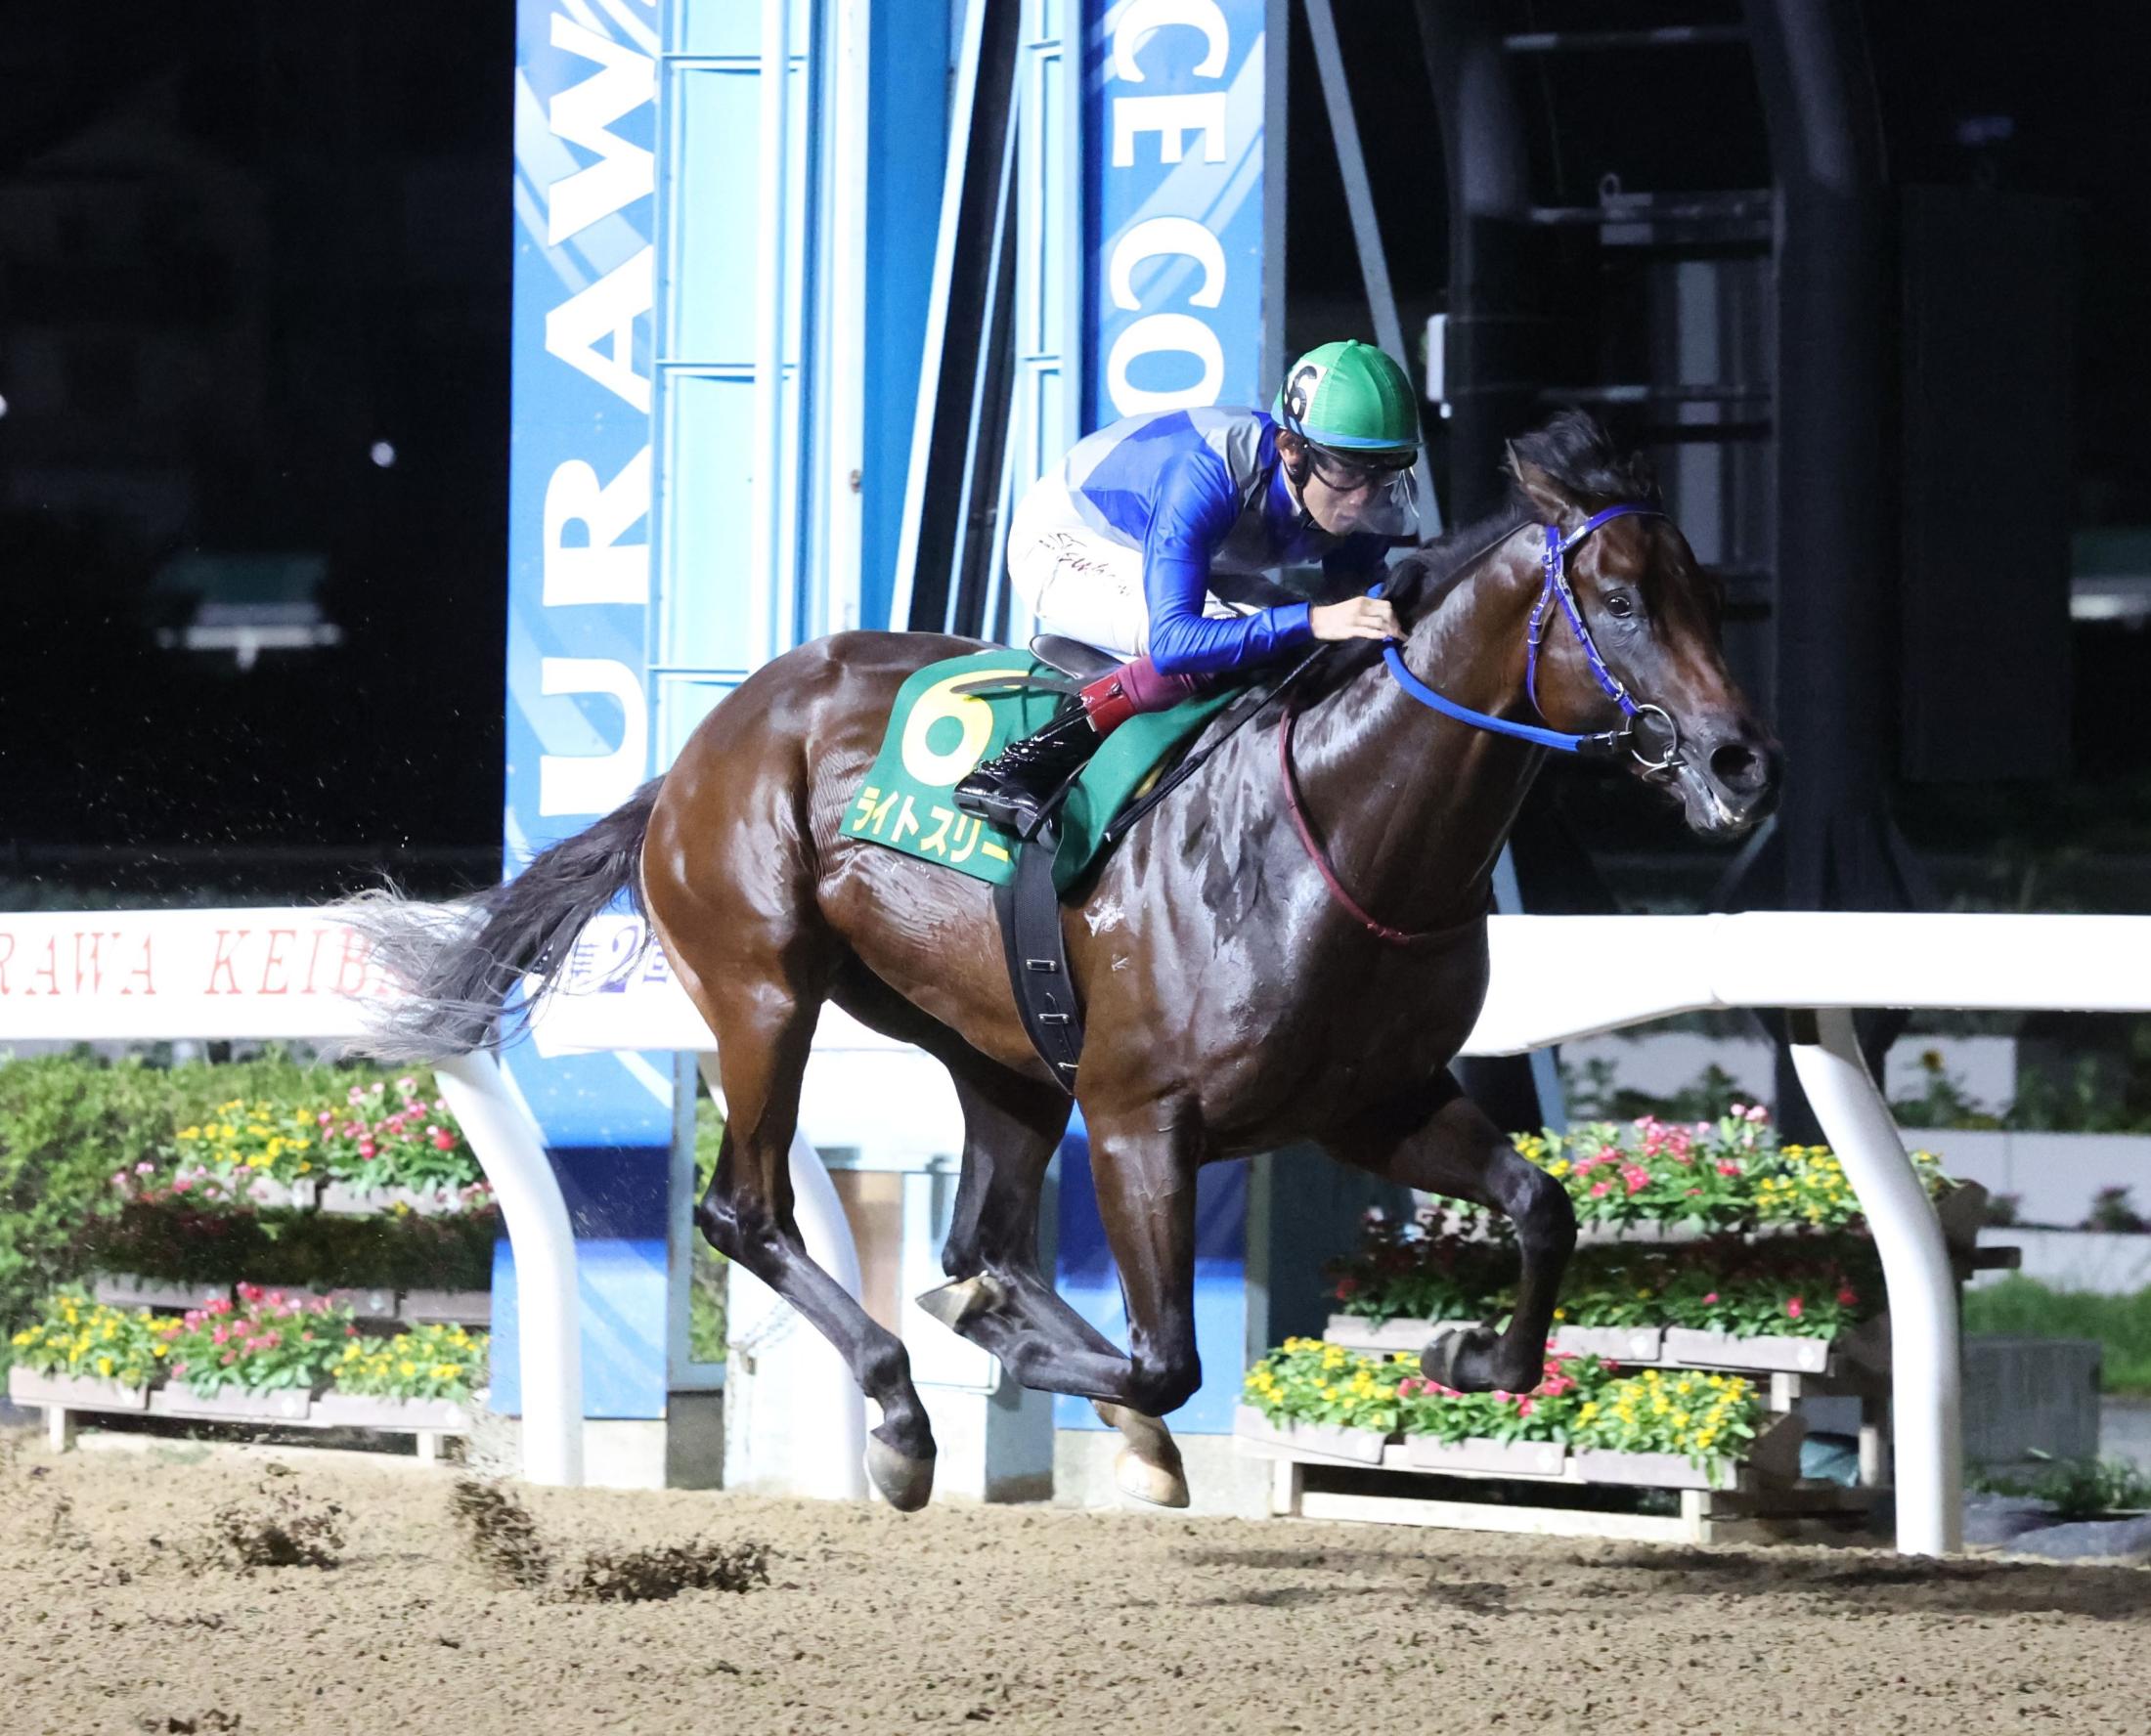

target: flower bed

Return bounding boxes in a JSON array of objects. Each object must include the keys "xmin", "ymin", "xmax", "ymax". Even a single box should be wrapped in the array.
[
  {"xmin": 7, "ymin": 1288, "xmax": 489, "ymax": 1428},
  {"xmin": 1319, "ymin": 1106, "xmax": 1950, "ymax": 1373},
  {"xmin": 9, "ymin": 1292, "xmax": 169, "ymax": 1391},
  {"xmin": 1238, "ymin": 1338, "xmax": 1777, "ymax": 1490}
]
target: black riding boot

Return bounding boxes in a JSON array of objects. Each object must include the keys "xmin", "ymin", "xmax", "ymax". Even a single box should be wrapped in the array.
[{"xmin": 953, "ymin": 703, "xmax": 1103, "ymax": 837}]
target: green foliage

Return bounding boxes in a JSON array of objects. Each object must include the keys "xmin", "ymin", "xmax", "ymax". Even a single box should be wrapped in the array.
[
  {"xmin": 1962, "ymin": 1277, "xmax": 2151, "ymax": 1395},
  {"xmin": 0, "ymin": 1051, "xmax": 483, "ymax": 1375},
  {"xmin": 74, "ymin": 1201, "xmax": 499, "ymax": 1292},
  {"xmin": 689, "ymin": 1095, "xmax": 727, "ymax": 1365},
  {"xmin": 1564, "ymin": 1057, "xmax": 1749, "ymax": 1124},
  {"xmin": 1971, "ymin": 1454, "xmax": 2151, "ymax": 1519},
  {"xmin": 0, "ymin": 1053, "xmax": 184, "ymax": 1375}
]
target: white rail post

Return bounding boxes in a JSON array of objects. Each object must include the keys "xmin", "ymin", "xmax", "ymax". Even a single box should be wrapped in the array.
[
  {"xmin": 434, "ymin": 1054, "xmax": 585, "ymax": 1489},
  {"xmin": 1789, "ymin": 1007, "xmax": 1962, "ymax": 1555}
]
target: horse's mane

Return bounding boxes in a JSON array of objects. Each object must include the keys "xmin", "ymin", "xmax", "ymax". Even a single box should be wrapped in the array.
[{"xmin": 1383, "ymin": 410, "xmax": 1657, "ymax": 626}]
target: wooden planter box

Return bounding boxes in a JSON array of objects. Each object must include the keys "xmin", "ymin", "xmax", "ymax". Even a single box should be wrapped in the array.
[
  {"xmin": 1661, "ymin": 1326, "xmax": 1833, "ymax": 1373},
  {"xmin": 1570, "ymin": 1445, "xmax": 1740, "ymax": 1491},
  {"xmin": 241, "ymin": 1178, "xmax": 320, "ymax": 1210},
  {"xmin": 8, "ymin": 1367, "xmax": 152, "ymax": 1411},
  {"xmin": 1323, "ymin": 1316, "xmax": 1480, "ymax": 1355},
  {"xmin": 313, "ymin": 1392, "xmax": 469, "ymax": 1432},
  {"xmin": 1572, "ymin": 1409, "xmax": 1806, "ymax": 1491},
  {"xmin": 398, "ymin": 1288, "xmax": 492, "ymax": 1325},
  {"xmin": 91, "ymin": 1275, "xmax": 229, "ymax": 1312},
  {"xmin": 1551, "ymin": 1324, "xmax": 1664, "ymax": 1363},
  {"xmin": 153, "ymin": 1383, "xmax": 313, "ymax": 1423},
  {"xmin": 1233, "ymin": 1404, "xmax": 1390, "ymax": 1465},
  {"xmin": 319, "ymin": 1183, "xmax": 469, "ymax": 1217},
  {"xmin": 1405, "ymin": 1435, "xmax": 1566, "ymax": 1478}
]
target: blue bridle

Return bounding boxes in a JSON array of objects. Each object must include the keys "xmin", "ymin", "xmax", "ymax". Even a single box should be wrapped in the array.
[{"xmin": 1380, "ymin": 502, "xmax": 1682, "ymax": 767}]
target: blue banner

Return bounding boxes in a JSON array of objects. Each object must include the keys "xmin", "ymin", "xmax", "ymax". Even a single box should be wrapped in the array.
[
  {"xmin": 1061, "ymin": 0, "xmax": 1265, "ymax": 1431},
  {"xmin": 1084, "ymin": 0, "xmax": 1267, "ymax": 430},
  {"xmin": 496, "ymin": 0, "xmax": 676, "ymax": 1421}
]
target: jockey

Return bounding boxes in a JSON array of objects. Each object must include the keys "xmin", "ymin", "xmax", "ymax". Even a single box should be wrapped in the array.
[{"xmin": 953, "ymin": 339, "xmax": 1424, "ymax": 835}]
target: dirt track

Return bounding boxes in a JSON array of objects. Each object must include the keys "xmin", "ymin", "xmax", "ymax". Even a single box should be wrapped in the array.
[{"xmin": 5, "ymin": 1431, "xmax": 2150, "ymax": 1736}]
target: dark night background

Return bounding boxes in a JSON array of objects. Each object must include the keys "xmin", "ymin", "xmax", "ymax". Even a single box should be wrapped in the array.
[{"xmin": 2, "ymin": 0, "xmax": 2147, "ymax": 911}]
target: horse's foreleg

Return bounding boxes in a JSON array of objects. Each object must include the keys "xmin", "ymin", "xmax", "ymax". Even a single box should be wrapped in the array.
[
  {"xmin": 1078, "ymin": 1109, "xmax": 1207, "ymax": 1507},
  {"xmin": 1329, "ymin": 1070, "xmax": 1575, "ymax": 1395}
]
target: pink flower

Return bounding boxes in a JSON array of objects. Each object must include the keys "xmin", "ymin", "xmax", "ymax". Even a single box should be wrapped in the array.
[
  {"xmin": 1785, "ymin": 1296, "xmax": 1805, "ymax": 1321},
  {"xmin": 1745, "ymin": 1104, "xmax": 1770, "ymax": 1124},
  {"xmin": 238, "ymin": 1283, "xmax": 261, "ymax": 1302},
  {"xmin": 1717, "ymin": 1160, "xmax": 1741, "ymax": 1177},
  {"xmin": 1701, "ymin": 1292, "xmax": 1720, "ymax": 1305},
  {"xmin": 1621, "ymin": 1165, "xmax": 1650, "ymax": 1194},
  {"xmin": 318, "ymin": 1109, "xmax": 333, "ymax": 1125},
  {"xmin": 172, "ymin": 1362, "xmax": 188, "ymax": 1376},
  {"xmin": 1590, "ymin": 1180, "xmax": 1613, "ymax": 1197},
  {"xmin": 432, "ymin": 1131, "xmax": 457, "ymax": 1151},
  {"xmin": 173, "ymin": 1177, "xmax": 194, "ymax": 1194},
  {"xmin": 359, "ymin": 1142, "xmax": 377, "ymax": 1160},
  {"xmin": 110, "ymin": 1176, "xmax": 128, "ymax": 1191},
  {"xmin": 211, "ymin": 1325, "xmax": 229, "ymax": 1345},
  {"xmin": 396, "ymin": 1076, "xmax": 417, "ymax": 1094},
  {"xmin": 136, "ymin": 1161, "xmax": 155, "ymax": 1175},
  {"xmin": 1515, "ymin": 1398, "xmax": 1536, "ymax": 1418}
]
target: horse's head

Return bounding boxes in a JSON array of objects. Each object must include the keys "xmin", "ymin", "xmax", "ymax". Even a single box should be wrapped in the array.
[{"xmin": 1503, "ymin": 413, "xmax": 1779, "ymax": 838}]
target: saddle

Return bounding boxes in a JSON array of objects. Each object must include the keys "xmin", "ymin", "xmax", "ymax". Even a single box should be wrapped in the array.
[{"xmin": 993, "ymin": 636, "xmax": 1297, "ymax": 1094}]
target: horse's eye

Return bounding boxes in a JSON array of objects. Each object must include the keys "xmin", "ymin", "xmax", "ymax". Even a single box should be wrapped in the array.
[{"xmin": 1603, "ymin": 591, "xmax": 1638, "ymax": 619}]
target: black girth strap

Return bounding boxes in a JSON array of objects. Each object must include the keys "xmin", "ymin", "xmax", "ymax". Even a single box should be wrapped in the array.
[{"xmin": 994, "ymin": 814, "xmax": 1085, "ymax": 1091}]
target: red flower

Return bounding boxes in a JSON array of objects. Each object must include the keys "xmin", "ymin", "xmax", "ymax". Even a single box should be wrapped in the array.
[
  {"xmin": 1334, "ymin": 1278, "xmax": 1359, "ymax": 1299},
  {"xmin": 1785, "ymin": 1296, "xmax": 1805, "ymax": 1321},
  {"xmin": 1837, "ymin": 1286, "xmax": 1858, "ymax": 1306}
]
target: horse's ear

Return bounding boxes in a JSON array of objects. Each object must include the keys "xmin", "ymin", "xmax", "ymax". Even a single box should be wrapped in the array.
[
  {"xmin": 1505, "ymin": 441, "xmax": 1572, "ymax": 522},
  {"xmin": 1627, "ymin": 448, "xmax": 1662, "ymax": 502}
]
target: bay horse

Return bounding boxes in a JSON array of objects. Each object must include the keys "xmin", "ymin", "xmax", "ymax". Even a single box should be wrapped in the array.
[{"xmin": 354, "ymin": 412, "xmax": 1778, "ymax": 1511}]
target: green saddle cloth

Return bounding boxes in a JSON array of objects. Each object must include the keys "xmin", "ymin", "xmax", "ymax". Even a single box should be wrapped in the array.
[{"xmin": 848, "ymin": 649, "xmax": 1237, "ymax": 891}]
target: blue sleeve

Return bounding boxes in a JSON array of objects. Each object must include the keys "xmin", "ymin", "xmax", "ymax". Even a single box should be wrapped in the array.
[{"xmin": 1143, "ymin": 449, "xmax": 1315, "ymax": 677}]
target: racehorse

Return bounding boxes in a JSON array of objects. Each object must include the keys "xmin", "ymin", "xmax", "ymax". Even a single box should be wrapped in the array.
[{"xmin": 353, "ymin": 412, "xmax": 1778, "ymax": 1512}]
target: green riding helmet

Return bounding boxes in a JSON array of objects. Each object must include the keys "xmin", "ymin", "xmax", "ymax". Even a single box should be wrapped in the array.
[
  {"xmin": 1272, "ymin": 339, "xmax": 1422, "ymax": 536},
  {"xmin": 1272, "ymin": 339, "xmax": 1422, "ymax": 464}
]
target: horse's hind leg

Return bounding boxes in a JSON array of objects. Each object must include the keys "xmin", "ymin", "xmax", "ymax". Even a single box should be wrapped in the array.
[
  {"xmin": 914, "ymin": 1065, "xmax": 1190, "ymax": 1508},
  {"xmin": 657, "ymin": 931, "xmax": 939, "ymax": 1508},
  {"xmin": 1329, "ymin": 1070, "xmax": 1574, "ymax": 1395}
]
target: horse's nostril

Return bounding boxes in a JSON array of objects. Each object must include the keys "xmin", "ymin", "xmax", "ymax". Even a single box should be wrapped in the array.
[{"xmin": 1709, "ymin": 740, "xmax": 1769, "ymax": 794}]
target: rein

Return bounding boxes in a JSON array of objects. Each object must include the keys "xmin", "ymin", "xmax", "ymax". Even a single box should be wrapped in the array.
[{"xmin": 1280, "ymin": 500, "xmax": 1679, "ymax": 946}]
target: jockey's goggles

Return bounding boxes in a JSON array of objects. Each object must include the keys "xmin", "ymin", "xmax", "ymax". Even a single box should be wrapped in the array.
[{"xmin": 1304, "ymin": 442, "xmax": 1421, "ymax": 538}]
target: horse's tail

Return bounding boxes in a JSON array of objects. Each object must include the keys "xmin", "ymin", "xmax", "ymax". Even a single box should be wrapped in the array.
[{"xmin": 338, "ymin": 778, "xmax": 664, "ymax": 1063}]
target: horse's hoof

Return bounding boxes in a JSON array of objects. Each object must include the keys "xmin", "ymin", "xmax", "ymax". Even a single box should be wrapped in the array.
[
  {"xmin": 1113, "ymin": 1446, "xmax": 1191, "ymax": 1509},
  {"xmin": 914, "ymin": 1275, "xmax": 1001, "ymax": 1330},
  {"xmin": 864, "ymin": 1434, "xmax": 936, "ymax": 1512},
  {"xmin": 1421, "ymin": 1326, "xmax": 1498, "ymax": 1391},
  {"xmin": 1093, "ymin": 1401, "xmax": 1190, "ymax": 1509}
]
